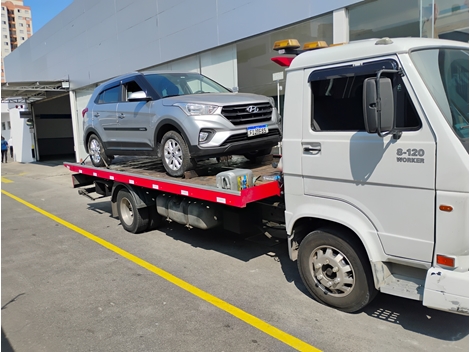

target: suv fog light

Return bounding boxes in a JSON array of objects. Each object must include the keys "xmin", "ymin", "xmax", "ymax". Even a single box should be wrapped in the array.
[{"xmin": 199, "ymin": 131, "xmax": 210, "ymax": 143}]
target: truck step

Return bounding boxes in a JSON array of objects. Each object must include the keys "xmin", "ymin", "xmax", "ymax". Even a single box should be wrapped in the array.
[
  {"xmin": 78, "ymin": 187, "xmax": 105, "ymax": 201},
  {"xmin": 379, "ymin": 274, "xmax": 424, "ymax": 301}
]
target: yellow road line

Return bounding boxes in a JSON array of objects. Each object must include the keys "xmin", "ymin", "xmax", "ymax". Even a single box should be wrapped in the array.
[
  {"xmin": 1, "ymin": 189, "xmax": 321, "ymax": 352},
  {"xmin": 1, "ymin": 177, "xmax": 13, "ymax": 183}
]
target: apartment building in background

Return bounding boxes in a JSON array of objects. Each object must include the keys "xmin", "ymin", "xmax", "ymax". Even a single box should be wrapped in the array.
[{"xmin": 1, "ymin": 0, "xmax": 32, "ymax": 82}]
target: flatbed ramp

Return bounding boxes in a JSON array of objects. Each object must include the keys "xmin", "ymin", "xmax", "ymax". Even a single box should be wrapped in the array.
[{"xmin": 64, "ymin": 156, "xmax": 281, "ymax": 207}]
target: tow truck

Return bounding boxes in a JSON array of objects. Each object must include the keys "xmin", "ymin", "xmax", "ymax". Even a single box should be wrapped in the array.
[{"xmin": 66, "ymin": 36, "xmax": 469, "ymax": 315}]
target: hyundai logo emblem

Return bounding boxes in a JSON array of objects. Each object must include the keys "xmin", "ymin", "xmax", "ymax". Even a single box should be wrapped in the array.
[{"xmin": 246, "ymin": 106, "xmax": 259, "ymax": 113}]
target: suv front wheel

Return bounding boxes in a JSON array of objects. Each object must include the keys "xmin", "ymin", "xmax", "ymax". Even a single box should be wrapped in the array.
[
  {"xmin": 160, "ymin": 131, "xmax": 195, "ymax": 177},
  {"xmin": 88, "ymin": 134, "xmax": 112, "ymax": 167}
]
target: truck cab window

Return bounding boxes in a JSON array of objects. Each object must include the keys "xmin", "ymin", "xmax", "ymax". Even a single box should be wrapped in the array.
[{"xmin": 310, "ymin": 72, "xmax": 421, "ymax": 132}]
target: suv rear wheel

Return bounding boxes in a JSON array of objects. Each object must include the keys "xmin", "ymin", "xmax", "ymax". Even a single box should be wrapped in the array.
[
  {"xmin": 88, "ymin": 134, "xmax": 112, "ymax": 167},
  {"xmin": 160, "ymin": 131, "xmax": 195, "ymax": 177}
]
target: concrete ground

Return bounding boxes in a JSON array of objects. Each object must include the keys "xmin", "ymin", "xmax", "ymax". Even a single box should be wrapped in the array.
[{"xmin": 1, "ymin": 159, "xmax": 468, "ymax": 352}]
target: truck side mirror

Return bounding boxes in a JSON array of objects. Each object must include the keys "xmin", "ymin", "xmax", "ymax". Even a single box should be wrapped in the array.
[{"xmin": 363, "ymin": 77, "xmax": 395, "ymax": 136}]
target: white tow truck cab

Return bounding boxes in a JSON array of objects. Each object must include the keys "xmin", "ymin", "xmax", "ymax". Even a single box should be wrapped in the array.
[{"xmin": 273, "ymin": 37, "xmax": 468, "ymax": 314}]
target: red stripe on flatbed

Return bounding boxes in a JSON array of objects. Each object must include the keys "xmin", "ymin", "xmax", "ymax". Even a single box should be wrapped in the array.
[{"xmin": 64, "ymin": 162, "xmax": 281, "ymax": 208}]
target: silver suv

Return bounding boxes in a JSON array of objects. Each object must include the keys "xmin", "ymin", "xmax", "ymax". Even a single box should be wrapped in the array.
[{"xmin": 82, "ymin": 72, "xmax": 281, "ymax": 176}]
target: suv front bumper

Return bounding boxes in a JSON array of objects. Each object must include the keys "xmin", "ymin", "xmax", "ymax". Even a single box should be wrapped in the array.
[{"xmin": 188, "ymin": 129, "xmax": 281, "ymax": 159}]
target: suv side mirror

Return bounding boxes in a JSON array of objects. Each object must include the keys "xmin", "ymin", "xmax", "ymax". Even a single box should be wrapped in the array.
[
  {"xmin": 128, "ymin": 91, "xmax": 152, "ymax": 102},
  {"xmin": 363, "ymin": 77, "xmax": 395, "ymax": 136}
]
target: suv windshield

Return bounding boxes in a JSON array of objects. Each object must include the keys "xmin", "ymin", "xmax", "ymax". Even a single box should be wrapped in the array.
[
  {"xmin": 145, "ymin": 73, "xmax": 231, "ymax": 97},
  {"xmin": 410, "ymin": 48, "xmax": 469, "ymax": 152}
]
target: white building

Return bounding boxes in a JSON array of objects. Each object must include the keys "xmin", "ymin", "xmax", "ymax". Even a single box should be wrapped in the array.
[{"xmin": 1, "ymin": 0, "xmax": 468, "ymax": 162}]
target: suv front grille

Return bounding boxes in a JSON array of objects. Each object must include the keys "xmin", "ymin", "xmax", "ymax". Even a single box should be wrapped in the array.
[
  {"xmin": 221, "ymin": 128, "xmax": 281, "ymax": 146},
  {"xmin": 221, "ymin": 102, "xmax": 273, "ymax": 126}
]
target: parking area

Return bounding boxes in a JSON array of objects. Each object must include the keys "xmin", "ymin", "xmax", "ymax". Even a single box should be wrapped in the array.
[{"xmin": 1, "ymin": 160, "xmax": 468, "ymax": 352}]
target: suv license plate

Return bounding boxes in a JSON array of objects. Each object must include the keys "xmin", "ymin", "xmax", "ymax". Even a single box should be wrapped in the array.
[{"xmin": 247, "ymin": 125, "xmax": 268, "ymax": 137}]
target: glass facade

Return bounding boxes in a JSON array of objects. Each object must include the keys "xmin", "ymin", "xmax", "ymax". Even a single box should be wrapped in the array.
[
  {"xmin": 349, "ymin": 0, "xmax": 421, "ymax": 40},
  {"xmin": 236, "ymin": 13, "xmax": 333, "ymax": 102},
  {"xmin": 420, "ymin": 0, "xmax": 469, "ymax": 41},
  {"xmin": 349, "ymin": 0, "xmax": 468, "ymax": 42}
]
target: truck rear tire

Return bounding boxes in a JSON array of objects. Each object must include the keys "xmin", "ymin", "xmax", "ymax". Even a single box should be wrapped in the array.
[
  {"xmin": 297, "ymin": 228, "xmax": 377, "ymax": 312},
  {"xmin": 117, "ymin": 188, "xmax": 149, "ymax": 234}
]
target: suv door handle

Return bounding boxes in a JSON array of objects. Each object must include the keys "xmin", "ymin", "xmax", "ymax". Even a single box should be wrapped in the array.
[
  {"xmin": 94, "ymin": 112, "xmax": 100, "ymax": 117},
  {"xmin": 118, "ymin": 113, "xmax": 125, "ymax": 119},
  {"xmin": 303, "ymin": 143, "xmax": 321, "ymax": 155}
]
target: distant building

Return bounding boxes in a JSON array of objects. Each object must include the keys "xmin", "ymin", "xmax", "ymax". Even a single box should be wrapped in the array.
[{"xmin": 1, "ymin": 0, "xmax": 32, "ymax": 82}]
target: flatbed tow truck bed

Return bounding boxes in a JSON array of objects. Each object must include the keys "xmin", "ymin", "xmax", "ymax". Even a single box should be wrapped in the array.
[{"xmin": 64, "ymin": 155, "xmax": 282, "ymax": 208}]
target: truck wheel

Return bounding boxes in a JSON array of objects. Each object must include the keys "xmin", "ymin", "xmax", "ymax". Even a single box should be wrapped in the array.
[
  {"xmin": 243, "ymin": 147, "xmax": 272, "ymax": 162},
  {"xmin": 88, "ymin": 134, "xmax": 111, "ymax": 167},
  {"xmin": 160, "ymin": 131, "xmax": 195, "ymax": 177},
  {"xmin": 117, "ymin": 188, "xmax": 149, "ymax": 233},
  {"xmin": 297, "ymin": 228, "xmax": 377, "ymax": 312}
]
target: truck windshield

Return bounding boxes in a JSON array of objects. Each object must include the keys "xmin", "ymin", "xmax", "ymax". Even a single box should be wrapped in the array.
[{"xmin": 410, "ymin": 48, "xmax": 469, "ymax": 152}]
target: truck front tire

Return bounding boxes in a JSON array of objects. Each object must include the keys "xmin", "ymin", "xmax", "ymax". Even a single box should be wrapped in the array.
[
  {"xmin": 116, "ymin": 188, "xmax": 149, "ymax": 234},
  {"xmin": 297, "ymin": 228, "xmax": 377, "ymax": 312}
]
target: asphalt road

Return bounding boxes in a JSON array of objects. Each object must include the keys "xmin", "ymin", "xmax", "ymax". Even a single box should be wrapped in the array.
[{"xmin": 1, "ymin": 159, "xmax": 468, "ymax": 352}]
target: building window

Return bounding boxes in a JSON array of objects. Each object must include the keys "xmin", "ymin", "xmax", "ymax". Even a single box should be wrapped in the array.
[
  {"xmin": 236, "ymin": 12, "xmax": 333, "ymax": 101},
  {"xmin": 19, "ymin": 23, "xmax": 23, "ymax": 27},
  {"xmin": 26, "ymin": 24, "xmax": 30, "ymax": 28},
  {"xmin": 4, "ymin": 42, "xmax": 8, "ymax": 45},
  {"xmin": 349, "ymin": 0, "xmax": 420, "ymax": 41},
  {"xmin": 18, "ymin": 16, "xmax": 22, "ymax": 20},
  {"xmin": 20, "ymin": 37, "xmax": 24, "ymax": 40},
  {"xmin": 7, "ymin": 121, "xmax": 10, "ymax": 129},
  {"xmin": 1, "ymin": 122, "xmax": 5, "ymax": 130},
  {"xmin": 3, "ymin": 35, "xmax": 6, "ymax": 38},
  {"xmin": 2, "ymin": 21, "xmax": 6, "ymax": 25},
  {"xmin": 17, "ymin": 9, "xmax": 20, "ymax": 13}
]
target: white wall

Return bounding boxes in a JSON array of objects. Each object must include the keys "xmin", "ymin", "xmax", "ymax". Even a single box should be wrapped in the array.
[
  {"xmin": 9, "ymin": 108, "xmax": 35, "ymax": 163},
  {"xmin": 4, "ymin": 0, "xmax": 363, "ymax": 89}
]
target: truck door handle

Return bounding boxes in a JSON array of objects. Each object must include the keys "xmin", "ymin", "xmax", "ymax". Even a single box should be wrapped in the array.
[
  {"xmin": 94, "ymin": 113, "xmax": 100, "ymax": 117},
  {"xmin": 303, "ymin": 144, "xmax": 321, "ymax": 155}
]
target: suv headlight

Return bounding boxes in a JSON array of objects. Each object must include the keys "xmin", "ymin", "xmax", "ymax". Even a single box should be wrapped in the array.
[{"xmin": 174, "ymin": 103, "xmax": 219, "ymax": 116}]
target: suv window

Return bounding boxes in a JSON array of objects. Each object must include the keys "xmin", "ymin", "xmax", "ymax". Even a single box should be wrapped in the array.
[
  {"xmin": 310, "ymin": 66, "xmax": 421, "ymax": 132},
  {"xmin": 123, "ymin": 80, "xmax": 144, "ymax": 101},
  {"xmin": 96, "ymin": 85, "xmax": 121, "ymax": 104}
]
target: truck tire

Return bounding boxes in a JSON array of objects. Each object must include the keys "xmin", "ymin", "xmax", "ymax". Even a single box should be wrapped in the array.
[
  {"xmin": 116, "ymin": 188, "xmax": 149, "ymax": 233},
  {"xmin": 88, "ymin": 134, "xmax": 112, "ymax": 167},
  {"xmin": 297, "ymin": 228, "xmax": 377, "ymax": 313},
  {"xmin": 160, "ymin": 131, "xmax": 195, "ymax": 177}
]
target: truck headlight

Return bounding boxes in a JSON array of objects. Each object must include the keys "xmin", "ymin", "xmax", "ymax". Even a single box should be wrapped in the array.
[{"xmin": 174, "ymin": 103, "xmax": 219, "ymax": 116}]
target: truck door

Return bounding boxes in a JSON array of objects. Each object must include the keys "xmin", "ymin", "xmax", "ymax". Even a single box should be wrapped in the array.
[{"xmin": 301, "ymin": 58, "xmax": 437, "ymax": 263}]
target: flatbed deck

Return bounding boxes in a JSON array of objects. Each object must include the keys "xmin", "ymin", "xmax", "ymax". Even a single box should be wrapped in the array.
[{"xmin": 64, "ymin": 155, "xmax": 282, "ymax": 207}]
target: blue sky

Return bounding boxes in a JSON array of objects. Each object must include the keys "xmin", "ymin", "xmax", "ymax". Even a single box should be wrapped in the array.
[{"xmin": 24, "ymin": 0, "xmax": 74, "ymax": 33}]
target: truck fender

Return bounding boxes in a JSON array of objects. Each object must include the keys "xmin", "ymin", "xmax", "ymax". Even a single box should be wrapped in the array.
[
  {"xmin": 286, "ymin": 196, "xmax": 386, "ymax": 267},
  {"xmin": 110, "ymin": 183, "xmax": 156, "ymax": 217}
]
